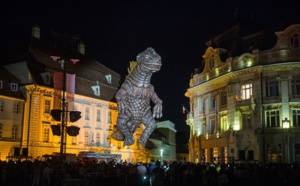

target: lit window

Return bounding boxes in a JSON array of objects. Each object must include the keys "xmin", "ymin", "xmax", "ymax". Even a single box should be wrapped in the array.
[
  {"xmin": 13, "ymin": 102, "xmax": 19, "ymax": 114},
  {"xmin": 292, "ymin": 110, "xmax": 300, "ymax": 127},
  {"xmin": 43, "ymin": 127, "xmax": 49, "ymax": 142},
  {"xmin": 96, "ymin": 132, "xmax": 100, "ymax": 146},
  {"xmin": 266, "ymin": 110, "xmax": 280, "ymax": 128},
  {"xmin": 12, "ymin": 126, "xmax": 18, "ymax": 140},
  {"xmin": 85, "ymin": 107, "xmax": 90, "ymax": 120},
  {"xmin": 291, "ymin": 34, "xmax": 300, "ymax": 49},
  {"xmin": 241, "ymin": 84, "xmax": 252, "ymax": 100},
  {"xmin": 97, "ymin": 110, "xmax": 101, "ymax": 122},
  {"xmin": 84, "ymin": 131, "xmax": 89, "ymax": 146},
  {"xmin": 266, "ymin": 80, "xmax": 279, "ymax": 97},
  {"xmin": 10, "ymin": 83, "xmax": 18, "ymax": 92},
  {"xmin": 72, "ymin": 136, "xmax": 77, "ymax": 145},
  {"xmin": 209, "ymin": 115, "xmax": 216, "ymax": 134},
  {"xmin": 44, "ymin": 100, "xmax": 51, "ymax": 114},
  {"xmin": 220, "ymin": 116, "xmax": 228, "ymax": 132},
  {"xmin": 108, "ymin": 111, "xmax": 112, "ymax": 124}
]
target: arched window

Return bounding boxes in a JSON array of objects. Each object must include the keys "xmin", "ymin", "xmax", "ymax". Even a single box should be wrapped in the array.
[{"xmin": 291, "ymin": 34, "xmax": 300, "ymax": 49}]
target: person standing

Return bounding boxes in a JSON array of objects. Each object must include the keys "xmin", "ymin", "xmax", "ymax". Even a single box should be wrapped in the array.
[
  {"xmin": 32, "ymin": 163, "xmax": 42, "ymax": 186},
  {"xmin": 42, "ymin": 163, "xmax": 51, "ymax": 186}
]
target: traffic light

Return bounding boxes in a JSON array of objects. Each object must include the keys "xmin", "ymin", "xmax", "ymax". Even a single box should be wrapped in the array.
[
  {"xmin": 51, "ymin": 109, "xmax": 62, "ymax": 121},
  {"xmin": 51, "ymin": 125, "xmax": 61, "ymax": 136},
  {"xmin": 66, "ymin": 126, "xmax": 80, "ymax": 136},
  {"xmin": 70, "ymin": 111, "xmax": 81, "ymax": 122}
]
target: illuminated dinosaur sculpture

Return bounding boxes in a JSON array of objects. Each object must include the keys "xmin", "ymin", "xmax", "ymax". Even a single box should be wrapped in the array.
[{"xmin": 111, "ymin": 47, "xmax": 163, "ymax": 147}]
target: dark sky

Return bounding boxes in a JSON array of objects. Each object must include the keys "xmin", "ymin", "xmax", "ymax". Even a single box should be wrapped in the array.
[{"xmin": 1, "ymin": 1, "xmax": 299, "ymax": 131}]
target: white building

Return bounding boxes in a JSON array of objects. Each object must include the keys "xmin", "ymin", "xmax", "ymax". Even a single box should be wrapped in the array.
[{"xmin": 185, "ymin": 23, "xmax": 300, "ymax": 164}]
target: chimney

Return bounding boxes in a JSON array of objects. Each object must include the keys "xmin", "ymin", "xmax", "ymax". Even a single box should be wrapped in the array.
[
  {"xmin": 32, "ymin": 25, "xmax": 40, "ymax": 39},
  {"xmin": 78, "ymin": 42, "xmax": 85, "ymax": 55}
]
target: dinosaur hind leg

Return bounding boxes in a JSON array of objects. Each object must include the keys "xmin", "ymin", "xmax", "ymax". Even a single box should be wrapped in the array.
[
  {"xmin": 139, "ymin": 111, "xmax": 157, "ymax": 147},
  {"xmin": 116, "ymin": 114, "xmax": 135, "ymax": 146}
]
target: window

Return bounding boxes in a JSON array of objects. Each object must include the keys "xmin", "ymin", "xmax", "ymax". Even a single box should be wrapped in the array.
[
  {"xmin": 108, "ymin": 111, "xmax": 112, "ymax": 124},
  {"xmin": 43, "ymin": 127, "xmax": 49, "ymax": 142},
  {"xmin": 266, "ymin": 110, "xmax": 280, "ymax": 128},
  {"xmin": 266, "ymin": 80, "xmax": 279, "ymax": 97},
  {"xmin": 105, "ymin": 74, "xmax": 112, "ymax": 84},
  {"xmin": 97, "ymin": 110, "xmax": 101, "ymax": 122},
  {"xmin": 12, "ymin": 126, "xmax": 18, "ymax": 140},
  {"xmin": 210, "ymin": 97, "xmax": 216, "ymax": 109},
  {"xmin": 221, "ymin": 91, "xmax": 227, "ymax": 106},
  {"xmin": 13, "ymin": 102, "xmax": 19, "ymax": 114},
  {"xmin": 203, "ymin": 98, "xmax": 206, "ymax": 112},
  {"xmin": 0, "ymin": 123, "xmax": 2, "ymax": 139},
  {"xmin": 291, "ymin": 34, "xmax": 300, "ymax": 49},
  {"xmin": 85, "ymin": 107, "xmax": 90, "ymax": 120},
  {"xmin": 0, "ymin": 81, "xmax": 2, "ymax": 89},
  {"xmin": 220, "ymin": 116, "xmax": 228, "ymax": 132},
  {"xmin": 291, "ymin": 79, "xmax": 300, "ymax": 95},
  {"xmin": 242, "ymin": 113, "xmax": 253, "ymax": 130},
  {"xmin": 293, "ymin": 109, "xmax": 300, "ymax": 127},
  {"xmin": 0, "ymin": 100, "xmax": 4, "ymax": 112},
  {"xmin": 44, "ymin": 100, "xmax": 51, "ymax": 114},
  {"xmin": 96, "ymin": 132, "xmax": 100, "ymax": 146},
  {"xmin": 209, "ymin": 115, "xmax": 216, "ymax": 134},
  {"xmin": 241, "ymin": 84, "xmax": 252, "ymax": 100},
  {"xmin": 84, "ymin": 131, "xmax": 89, "ymax": 146},
  {"xmin": 10, "ymin": 83, "xmax": 18, "ymax": 92},
  {"xmin": 72, "ymin": 137, "xmax": 77, "ymax": 145},
  {"xmin": 210, "ymin": 55, "xmax": 214, "ymax": 69}
]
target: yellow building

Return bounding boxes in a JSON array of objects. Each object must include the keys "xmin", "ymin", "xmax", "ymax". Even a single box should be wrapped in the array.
[
  {"xmin": 0, "ymin": 26, "xmax": 176, "ymax": 163},
  {"xmin": 185, "ymin": 23, "xmax": 300, "ymax": 164},
  {"xmin": 0, "ymin": 26, "xmax": 140, "ymax": 162},
  {"xmin": 0, "ymin": 68, "xmax": 25, "ymax": 160}
]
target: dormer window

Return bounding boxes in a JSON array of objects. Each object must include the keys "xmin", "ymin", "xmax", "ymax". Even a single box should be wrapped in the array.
[
  {"xmin": 291, "ymin": 34, "xmax": 300, "ymax": 49},
  {"xmin": 105, "ymin": 74, "xmax": 112, "ymax": 84},
  {"xmin": 10, "ymin": 83, "xmax": 18, "ymax": 92}
]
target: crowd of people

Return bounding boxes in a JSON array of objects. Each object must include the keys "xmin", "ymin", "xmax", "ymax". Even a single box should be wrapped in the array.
[{"xmin": 1, "ymin": 157, "xmax": 300, "ymax": 186}]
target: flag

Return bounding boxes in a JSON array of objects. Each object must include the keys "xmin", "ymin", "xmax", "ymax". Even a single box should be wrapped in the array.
[
  {"xmin": 215, "ymin": 101, "xmax": 218, "ymax": 123},
  {"xmin": 182, "ymin": 105, "xmax": 189, "ymax": 114},
  {"xmin": 53, "ymin": 72, "xmax": 76, "ymax": 110}
]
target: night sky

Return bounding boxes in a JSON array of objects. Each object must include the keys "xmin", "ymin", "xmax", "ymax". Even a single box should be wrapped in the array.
[{"xmin": 1, "ymin": 1, "xmax": 299, "ymax": 132}]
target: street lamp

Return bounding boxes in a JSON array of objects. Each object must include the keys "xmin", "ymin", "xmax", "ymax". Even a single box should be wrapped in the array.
[
  {"xmin": 160, "ymin": 149, "xmax": 164, "ymax": 161},
  {"xmin": 282, "ymin": 117, "xmax": 290, "ymax": 163},
  {"xmin": 282, "ymin": 118, "xmax": 290, "ymax": 129}
]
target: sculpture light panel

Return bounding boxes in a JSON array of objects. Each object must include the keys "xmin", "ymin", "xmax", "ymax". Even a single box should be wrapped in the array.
[{"xmin": 111, "ymin": 47, "xmax": 163, "ymax": 147}]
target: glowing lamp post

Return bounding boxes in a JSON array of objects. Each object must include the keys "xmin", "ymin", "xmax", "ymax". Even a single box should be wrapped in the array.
[
  {"xmin": 282, "ymin": 117, "xmax": 290, "ymax": 163},
  {"xmin": 160, "ymin": 149, "xmax": 164, "ymax": 161},
  {"xmin": 282, "ymin": 118, "xmax": 290, "ymax": 129}
]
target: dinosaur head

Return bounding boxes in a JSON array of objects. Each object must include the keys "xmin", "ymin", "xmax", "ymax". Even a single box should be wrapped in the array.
[{"xmin": 136, "ymin": 47, "xmax": 162, "ymax": 73}]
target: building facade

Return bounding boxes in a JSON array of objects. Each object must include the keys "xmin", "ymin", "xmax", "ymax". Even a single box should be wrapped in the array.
[
  {"xmin": 185, "ymin": 24, "xmax": 300, "ymax": 164},
  {"xmin": 149, "ymin": 120, "xmax": 177, "ymax": 161},
  {"xmin": 0, "ymin": 26, "xmax": 177, "ymax": 162}
]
